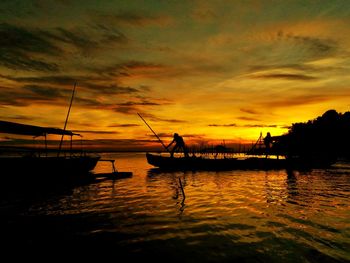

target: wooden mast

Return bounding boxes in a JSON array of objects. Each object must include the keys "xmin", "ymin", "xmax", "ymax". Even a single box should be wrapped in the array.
[{"xmin": 57, "ymin": 82, "xmax": 77, "ymax": 157}]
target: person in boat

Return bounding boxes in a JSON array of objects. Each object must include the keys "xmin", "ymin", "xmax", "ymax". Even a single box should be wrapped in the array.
[
  {"xmin": 166, "ymin": 133, "xmax": 189, "ymax": 158},
  {"xmin": 264, "ymin": 132, "xmax": 272, "ymax": 157}
]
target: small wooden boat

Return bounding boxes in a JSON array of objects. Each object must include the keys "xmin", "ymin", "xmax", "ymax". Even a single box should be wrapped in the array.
[
  {"xmin": 146, "ymin": 153, "xmax": 288, "ymax": 171},
  {"xmin": 0, "ymin": 120, "xmax": 100, "ymax": 184},
  {"xmin": 146, "ymin": 153, "xmax": 335, "ymax": 171}
]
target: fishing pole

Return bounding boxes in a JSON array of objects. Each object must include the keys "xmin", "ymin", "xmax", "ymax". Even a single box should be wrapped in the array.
[{"xmin": 137, "ymin": 113, "xmax": 170, "ymax": 153}]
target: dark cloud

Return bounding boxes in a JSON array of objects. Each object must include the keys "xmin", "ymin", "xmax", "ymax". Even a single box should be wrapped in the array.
[
  {"xmin": 208, "ymin": 123, "xmax": 237, "ymax": 127},
  {"xmin": 0, "ymin": 90, "xmax": 30, "ymax": 106},
  {"xmin": 0, "ymin": 21, "xmax": 130, "ymax": 72},
  {"xmin": 248, "ymin": 62, "xmax": 344, "ymax": 77},
  {"xmin": 0, "ymin": 80, "xmax": 122, "ymax": 108},
  {"xmin": 139, "ymin": 85, "xmax": 152, "ymax": 92},
  {"xmin": 237, "ymin": 116, "xmax": 260, "ymax": 122},
  {"xmin": 150, "ymin": 133, "xmax": 205, "ymax": 139},
  {"xmin": 0, "ymin": 84, "xmax": 66, "ymax": 106},
  {"xmin": 116, "ymin": 100, "xmax": 169, "ymax": 106},
  {"xmin": 108, "ymin": 123, "xmax": 140, "ymax": 128},
  {"xmin": 116, "ymin": 61, "xmax": 167, "ymax": 74},
  {"xmin": 72, "ymin": 130, "xmax": 120, "ymax": 135},
  {"xmin": 42, "ymin": 27, "xmax": 98, "ymax": 51},
  {"xmin": 252, "ymin": 73, "xmax": 317, "ymax": 81},
  {"xmin": 89, "ymin": 58, "xmax": 226, "ymax": 81},
  {"xmin": 137, "ymin": 112, "xmax": 187, "ymax": 123},
  {"xmin": 2, "ymin": 74, "xmax": 81, "ymax": 85},
  {"xmin": 1, "ymin": 74, "xmax": 140, "ymax": 95},
  {"xmin": 88, "ymin": 23, "xmax": 128, "ymax": 45},
  {"xmin": 112, "ymin": 105, "xmax": 175, "ymax": 117},
  {"xmin": 71, "ymin": 97, "xmax": 104, "ymax": 107},
  {"xmin": 1, "ymin": 115, "xmax": 35, "ymax": 122},
  {"xmin": 0, "ymin": 54, "xmax": 59, "ymax": 72},
  {"xmin": 98, "ymin": 58, "xmax": 212, "ymax": 82},
  {"xmin": 0, "ymin": 76, "xmax": 76, "ymax": 105},
  {"xmin": 287, "ymin": 33, "xmax": 336, "ymax": 55},
  {"xmin": 82, "ymin": 83, "xmax": 139, "ymax": 94},
  {"xmin": 112, "ymin": 100, "xmax": 174, "ymax": 117},
  {"xmin": 0, "ymin": 82, "xmax": 162, "ymax": 109},
  {"xmin": 90, "ymin": 11, "xmax": 173, "ymax": 27},
  {"xmin": 44, "ymin": 25, "xmax": 128, "ymax": 52},
  {"xmin": 182, "ymin": 133, "xmax": 206, "ymax": 139},
  {"xmin": 150, "ymin": 117, "xmax": 187, "ymax": 123},
  {"xmin": 113, "ymin": 105, "xmax": 138, "ymax": 115},
  {"xmin": 122, "ymin": 61, "xmax": 163, "ymax": 69},
  {"xmin": 274, "ymin": 31, "xmax": 338, "ymax": 61},
  {"xmin": 242, "ymin": 124, "xmax": 278, "ymax": 128},
  {"xmin": 89, "ymin": 60, "xmax": 175, "ymax": 79},
  {"xmin": 24, "ymin": 85, "xmax": 62, "ymax": 98},
  {"xmin": 246, "ymin": 31, "xmax": 339, "ymax": 80},
  {"xmin": 156, "ymin": 132, "xmax": 174, "ymax": 138},
  {"xmin": 240, "ymin": 108, "xmax": 259, "ymax": 115},
  {"xmin": 208, "ymin": 123, "xmax": 280, "ymax": 128},
  {"xmin": 0, "ymin": 23, "xmax": 60, "ymax": 72},
  {"xmin": 248, "ymin": 64, "xmax": 312, "ymax": 73},
  {"xmin": 0, "ymin": 82, "xmax": 136, "ymax": 108},
  {"xmin": 0, "ymin": 23, "xmax": 60, "ymax": 55}
]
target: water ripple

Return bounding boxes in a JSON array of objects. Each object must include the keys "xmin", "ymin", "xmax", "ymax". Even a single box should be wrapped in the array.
[{"xmin": 6, "ymin": 153, "xmax": 350, "ymax": 262}]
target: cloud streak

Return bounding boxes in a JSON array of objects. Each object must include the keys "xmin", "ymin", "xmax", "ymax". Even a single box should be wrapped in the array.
[
  {"xmin": 0, "ymin": 23, "xmax": 61, "ymax": 72},
  {"xmin": 72, "ymin": 130, "xmax": 120, "ymax": 135},
  {"xmin": 252, "ymin": 73, "xmax": 317, "ymax": 81},
  {"xmin": 208, "ymin": 123, "xmax": 280, "ymax": 128},
  {"xmin": 0, "ymin": 19, "xmax": 131, "ymax": 73},
  {"xmin": 108, "ymin": 123, "xmax": 140, "ymax": 128},
  {"xmin": 90, "ymin": 11, "xmax": 173, "ymax": 27},
  {"xmin": 209, "ymin": 124, "xmax": 237, "ymax": 127}
]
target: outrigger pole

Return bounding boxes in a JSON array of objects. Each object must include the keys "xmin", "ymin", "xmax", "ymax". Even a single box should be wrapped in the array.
[
  {"xmin": 58, "ymin": 82, "xmax": 77, "ymax": 157},
  {"xmin": 137, "ymin": 113, "xmax": 170, "ymax": 153}
]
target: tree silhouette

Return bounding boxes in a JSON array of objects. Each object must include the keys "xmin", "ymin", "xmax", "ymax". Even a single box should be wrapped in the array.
[{"xmin": 272, "ymin": 109, "xmax": 350, "ymax": 160}]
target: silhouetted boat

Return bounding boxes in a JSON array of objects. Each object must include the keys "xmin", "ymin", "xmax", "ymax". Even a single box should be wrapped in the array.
[
  {"xmin": 146, "ymin": 153, "xmax": 288, "ymax": 170},
  {"xmin": 146, "ymin": 153, "xmax": 335, "ymax": 171},
  {"xmin": 0, "ymin": 120, "xmax": 100, "ymax": 184}
]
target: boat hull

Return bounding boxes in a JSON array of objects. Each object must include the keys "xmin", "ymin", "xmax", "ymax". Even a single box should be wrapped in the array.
[
  {"xmin": 0, "ymin": 155, "xmax": 100, "ymax": 183},
  {"xmin": 146, "ymin": 153, "xmax": 335, "ymax": 171},
  {"xmin": 146, "ymin": 153, "xmax": 288, "ymax": 171}
]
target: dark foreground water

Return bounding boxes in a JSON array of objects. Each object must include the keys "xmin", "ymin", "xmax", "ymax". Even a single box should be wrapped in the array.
[{"xmin": 1, "ymin": 153, "xmax": 349, "ymax": 262}]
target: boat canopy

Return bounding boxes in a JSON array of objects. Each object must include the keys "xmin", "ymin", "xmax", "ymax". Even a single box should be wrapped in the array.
[{"xmin": 0, "ymin": 120, "xmax": 80, "ymax": 137}]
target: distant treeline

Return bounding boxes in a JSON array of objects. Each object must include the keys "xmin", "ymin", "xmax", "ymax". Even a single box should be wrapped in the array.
[{"xmin": 272, "ymin": 110, "xmax": 350, "ymax": 159}]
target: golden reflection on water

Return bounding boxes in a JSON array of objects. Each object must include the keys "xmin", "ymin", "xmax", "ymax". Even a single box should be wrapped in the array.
[{"xmin": 29, "ymin": 153, "xmax": 350, "ymax": 262}]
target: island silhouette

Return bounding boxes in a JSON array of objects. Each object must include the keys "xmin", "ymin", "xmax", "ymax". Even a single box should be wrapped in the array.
[{"xmin": 269, "ymin": 109, "xmax": 350, "ymax": 161}]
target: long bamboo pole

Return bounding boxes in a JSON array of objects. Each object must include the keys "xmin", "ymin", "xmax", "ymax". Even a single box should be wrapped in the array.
[{"xmin": 137, "ymin": 113, "xmax": 170, "ymax": 153}]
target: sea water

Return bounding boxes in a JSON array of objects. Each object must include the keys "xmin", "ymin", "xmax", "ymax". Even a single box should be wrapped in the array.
[{"xmin": 1, "ymin": 152, "xmax": 349, "ymax": 262}]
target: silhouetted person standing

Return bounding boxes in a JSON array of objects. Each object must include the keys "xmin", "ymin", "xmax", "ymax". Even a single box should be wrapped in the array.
[
  {"xmin": 167, "ymin": 133, "xmax": 189, "ymax": 158},
  {"xmin": 264, "ymin": 132, "xmax": 272, "ymax": 157}
]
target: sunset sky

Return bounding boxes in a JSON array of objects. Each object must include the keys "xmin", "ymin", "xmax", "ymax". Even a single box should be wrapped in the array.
[{"xmin": 1, "ymin": 0, "xmax": 350, "ymax": 149}]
